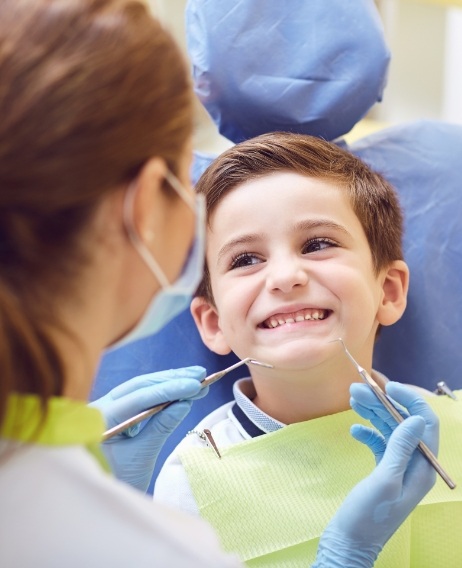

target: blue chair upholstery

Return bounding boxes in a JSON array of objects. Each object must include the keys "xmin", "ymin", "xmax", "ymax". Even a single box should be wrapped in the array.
[{"xmin": 350, "ymin": 120, "xmax": 462, "ymax": 394}]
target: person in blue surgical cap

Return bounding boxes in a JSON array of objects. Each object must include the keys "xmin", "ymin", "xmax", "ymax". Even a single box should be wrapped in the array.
[{"xmin": 0, "ymin": 1, "xmax": 439, "ymax": 567}]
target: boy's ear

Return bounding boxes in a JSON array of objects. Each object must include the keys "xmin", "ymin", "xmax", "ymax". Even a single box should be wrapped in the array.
[
  {"xmin": 190, "ymin": 297, "xmax": 232, "ymax": 355},
  {"xmin": 376, "ymin": 260, "xmax": 410, "ymax": 326}
]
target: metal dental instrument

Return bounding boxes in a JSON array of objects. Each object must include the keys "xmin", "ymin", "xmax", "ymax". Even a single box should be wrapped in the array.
[
  {"xmin": 332, "ymin": 338, "xmax": 456, "ymax": 490},
  {"xmin": 203, "ymin": 429, "xmax": 221, "ymax": 459},
  {"xmin": 434, "ymin": 381, "xmax": 458, "ymax": 400},
  {"xmin": 101, "ymin": 358, "xmax": 273, "ymax": 441},
  {"xmin": 187, "ymin": 429, "xmax": 222, "ymax": 458}
]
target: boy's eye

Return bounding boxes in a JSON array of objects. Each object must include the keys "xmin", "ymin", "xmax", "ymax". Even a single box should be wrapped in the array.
[
  {"xmin": 302, "ymin": 237, "xmax": 337, "ymax": 254},
  {"xmin": 230, "ymin": 252, "xmax": 262, "ymax": 269}
]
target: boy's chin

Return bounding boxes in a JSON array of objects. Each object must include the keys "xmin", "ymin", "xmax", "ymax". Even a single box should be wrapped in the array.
[{"xmin": 254, "ymin": 343, "xmax": 333, "ymax": 373}]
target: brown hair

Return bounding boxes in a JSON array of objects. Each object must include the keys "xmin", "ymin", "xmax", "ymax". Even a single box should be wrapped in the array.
[
  {"xmin": 0, "ymin": 0, "xmax": 193, "ymax": 427},
  {"xmin": 195, "ymin": 132, "xmax": 404, "ymax": 302}
]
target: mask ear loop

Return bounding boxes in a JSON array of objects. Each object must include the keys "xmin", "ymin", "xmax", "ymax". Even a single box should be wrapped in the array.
[
  {"xmin": 122, "ymin": 181, "xmax": 170, "ymax": 289},
  {"xmin": 164, "ymin": 170, "xmax": 196, "ymax": 211}
]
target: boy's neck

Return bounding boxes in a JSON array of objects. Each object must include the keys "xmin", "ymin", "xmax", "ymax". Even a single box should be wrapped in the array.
[{"xmin": 249, "ymin": 364, "xmax": 379, "ymax": 424}]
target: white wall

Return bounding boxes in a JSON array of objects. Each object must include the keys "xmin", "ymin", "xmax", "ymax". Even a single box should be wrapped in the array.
[
  {"xmin": 373, "ymin": 0, "xmax": 462, "ymax": 125},
  {"xmin": 149, "ymin": 0, "xmax": 232, "ymax": 154},
  {"xmin": 443, "ymin": 7, "xmax": 462, "ymax": 123}
]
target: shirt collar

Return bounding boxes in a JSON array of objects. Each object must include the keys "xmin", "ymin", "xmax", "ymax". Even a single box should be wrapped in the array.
[
  {"xmin": 232, "ymin": 377, "xmax": 285, "ymax": 436},
  {"xmin": 231, "ymin": 371, "xmax": 388, "ymax": 438}
]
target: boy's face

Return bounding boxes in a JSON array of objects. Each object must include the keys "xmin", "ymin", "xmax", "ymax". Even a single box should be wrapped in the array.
[{"xmin": 192, "ymin": 172, "xmax": 408, "ymax": 374}]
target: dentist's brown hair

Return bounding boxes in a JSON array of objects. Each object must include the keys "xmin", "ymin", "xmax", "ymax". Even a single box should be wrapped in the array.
[{"xmin": 0, "ymin": 0, "xmax": 193, "ymax": 426}]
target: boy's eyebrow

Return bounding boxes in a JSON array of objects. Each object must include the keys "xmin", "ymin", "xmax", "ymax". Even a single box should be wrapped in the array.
[
  {"xmin": 217, "ymin": 219, "xmax": 351, "ymax": 263},
  {"xmin": 217, "ymin": 233, "xmax": 264, "ymax": 263},
  {"xmin": 293, "ymin": 219, "xmax": 351, "ymax": 237}
]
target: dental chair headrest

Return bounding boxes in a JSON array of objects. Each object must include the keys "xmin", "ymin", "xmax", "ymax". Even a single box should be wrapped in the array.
[{"xmin": 186, "ymin": 0, "xmax": 390, "ymax": 143}]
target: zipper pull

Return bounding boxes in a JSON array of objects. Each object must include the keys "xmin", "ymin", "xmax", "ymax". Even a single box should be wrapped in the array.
[
  {"xmin": 434, "ymin": 381, "xmax": 458, "ymax": 400},
  {"xmin": 203, "ymin": 429, "xmax": 221, "ymax": 458},
  {"xmin": 187, "ymin": 429, "xmax": 222, "ymax": 458}
]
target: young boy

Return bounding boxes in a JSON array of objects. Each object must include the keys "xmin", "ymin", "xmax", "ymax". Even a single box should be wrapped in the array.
[{"xmin": 154, "ymin": 133, "xmax": 462, "ymax": 567}]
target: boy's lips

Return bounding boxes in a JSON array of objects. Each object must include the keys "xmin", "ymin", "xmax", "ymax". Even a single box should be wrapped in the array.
[{"xmin": 259, "ymin": 308, "xmax": 330, "ymax": 329}]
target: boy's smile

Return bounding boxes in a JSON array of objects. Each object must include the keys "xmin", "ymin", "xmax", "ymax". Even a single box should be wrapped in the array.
[{"xmin": 259, "ymin": 307, "xmax": 329, "ymax": 329}]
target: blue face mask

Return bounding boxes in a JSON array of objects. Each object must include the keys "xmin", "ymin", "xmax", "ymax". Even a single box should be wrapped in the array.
[{"xmin": 107, "ymin": 170, "xmax": 205, "ymax": 351}]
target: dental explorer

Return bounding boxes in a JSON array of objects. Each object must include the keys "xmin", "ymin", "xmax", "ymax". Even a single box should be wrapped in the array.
[
  {"xmin": 101, "ymin": 358, "xmax": 273, "ymax": 441},
  {"xmin": 332, "ymin": 338, "xmax": 456, "ymax": 490}
]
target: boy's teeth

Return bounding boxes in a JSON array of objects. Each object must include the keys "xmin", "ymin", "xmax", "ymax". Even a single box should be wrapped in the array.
[{"xmin": 264, "ymin": 309, "xmax": 327, "ymax": 328}]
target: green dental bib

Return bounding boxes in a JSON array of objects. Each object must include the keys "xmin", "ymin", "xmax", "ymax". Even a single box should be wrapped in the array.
[{"xmin": 181, "ymin": 393, "xmax": 462, "ymax": 567}]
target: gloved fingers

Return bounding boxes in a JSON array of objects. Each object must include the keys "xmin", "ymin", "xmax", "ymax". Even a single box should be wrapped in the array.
[
  {"xmin": 349, "ymin": 391, "xmax": 377, "ymax": 421},
  {"xmin": 314, "ymin": 414, "xmax": 435, "ymax": 564},
  {"xmin": 350, "ymin": 423, "xmax": 387, "ymax": 464},
  {"xmin": 350, "ymin": 395, "xmax": 394, "ymax": 441},
  {"xmin": 132, "ymin": 400, "xmax": 193, "ymax": 442},
  {"xmin": 376, "ymin": 414, "xmax": 427, "ymax": 481},
  {"xmin": 100, "ymin": 400, "xmax": 195, "ymax": 493},
  {"xmin": 94, "ymin": 377, "xmax": 205, "ymax": 428},
  {"xmin": 124, "ymin": 399, "xmax": 196, "ymax": 438},
  {"xmin": 124, "ymin": 422, "xmax": 143, "ymax": 437},
  {"xmin": 107, "ymin": 366, "xmax": 207, "ymax": 399},
  {"xmin": 385, "ymin": 382, "xmax": 439, "ymax": 453},
  {"xmin": 350, "ymin": 383, "xmax": 409, "ymax": 432},
  {"xmin": 189, "ymin": 384, "xmax": 210, "ymax": 401}
]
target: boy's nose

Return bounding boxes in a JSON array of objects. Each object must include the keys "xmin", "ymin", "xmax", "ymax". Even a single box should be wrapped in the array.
[{"xmin": 265, "ymin": 257, "xmax": 309, "ymax": 294}]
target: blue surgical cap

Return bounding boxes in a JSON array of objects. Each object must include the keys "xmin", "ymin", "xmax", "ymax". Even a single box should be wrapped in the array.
[{"xmin": 186, "ymin": 0, "xmax": 390, "ymax": 143}]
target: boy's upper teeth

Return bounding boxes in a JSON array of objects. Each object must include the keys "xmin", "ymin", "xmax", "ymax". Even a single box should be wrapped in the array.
[{"xmin": 265, "ymin": 308, "xmax": 327, "ymax": 328}]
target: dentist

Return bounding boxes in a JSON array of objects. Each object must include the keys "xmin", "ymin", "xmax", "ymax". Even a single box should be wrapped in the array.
[{"xmin": 0, "ymin": 1, "xmax": 438, "ymax": 567}]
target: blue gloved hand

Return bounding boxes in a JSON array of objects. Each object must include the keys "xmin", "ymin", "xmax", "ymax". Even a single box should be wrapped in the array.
[
  {"xmin": 90, "ymin": 366, "xmax": 208, "ymax": 492},
  {"xmin": 312, "ymin": 382, "xmax": 438, "ymax": 568}
]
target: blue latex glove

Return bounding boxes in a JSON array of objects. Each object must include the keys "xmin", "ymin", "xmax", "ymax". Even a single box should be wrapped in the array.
[
  {"xmin": 312, "ymin": 382, "xmax": 438, "ymax": 568},
  {"xmin": 90, "ymin": 366, "xmax": 208, "ymax": 492}
]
